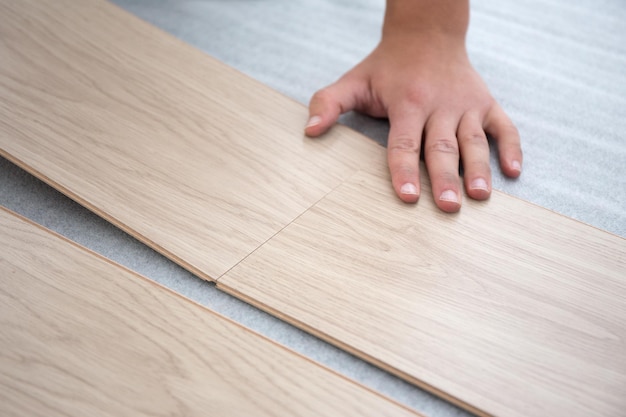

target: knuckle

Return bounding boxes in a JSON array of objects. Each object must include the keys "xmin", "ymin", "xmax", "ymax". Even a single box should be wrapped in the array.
[
  {"xmin": 500, "ymin": 122, "xmax": 520, "ymax": 139},
  {"xmin": 433, "ymin": 172, "xmax": 460, "ymax": 188},
  {"xmin": 311, "ymin": 88, "xmax": 331, "ymax": 103},
  {"xmin": 465, "ymin": 160, "xmax": 491, "ymax": 174},
  {"xmin": 390, "ymin": 163, "xmax": 416, "ymax": 177},
  {"xmin": 461, "ymin": 131, "xmax": 487, "ymax": 146},
  {"xmin": 402, "ymin": 87, "xmax": 428, "ymax": 107},
  {"xmin": 427, "ymin": 138, "xmax": 459, "ymax": 156},
  {"xmin": 388, "ymin": 135, "xmax": 420, "ymax": 154}
]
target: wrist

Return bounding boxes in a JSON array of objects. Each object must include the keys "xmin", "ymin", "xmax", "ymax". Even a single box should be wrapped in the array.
[{"xmin": 382, "ymin": 0, "xmax": 469, "ymax": 46}]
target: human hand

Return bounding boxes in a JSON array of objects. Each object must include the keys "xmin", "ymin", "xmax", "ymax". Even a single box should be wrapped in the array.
[{"xmin": 305, "ymin": 33, "xmax": 522, "ymax": 212}]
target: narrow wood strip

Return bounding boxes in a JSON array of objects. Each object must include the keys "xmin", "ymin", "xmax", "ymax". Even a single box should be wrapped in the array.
[
  {"xmin": 220, "ymin": 166, "xmax": 626, "ymax": 417},
  {"xmin": 0, "ymin": 206, "xmax": 422, "ymax": 417},
  {"xmin": 0, "ymin": 0, "xmax": 380, "ymax": 281}
]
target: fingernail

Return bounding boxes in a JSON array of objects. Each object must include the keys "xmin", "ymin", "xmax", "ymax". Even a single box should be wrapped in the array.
[
  {"xmin": 305, "ymin": 115, "xmax": 322, "ymax": 129},
  {"xmin": 470, "ymin": 178, "xmax": 489, "ymax": 191},
  {"xmin": 439, "ymin": 190, "xmax": 459, "ymax": 203},
  {"xmin": 400, "ymin": 183, "xmax": 418, "ymax": 195},
  {"xmin": 511, "ymin": 160, "xmax": 521, "ymax": 173}
]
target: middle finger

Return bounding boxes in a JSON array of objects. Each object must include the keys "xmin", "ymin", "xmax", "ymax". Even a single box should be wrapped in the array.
[{"xmin": 424, "ymin": 114, "xmax": 462, "ymax": 213}]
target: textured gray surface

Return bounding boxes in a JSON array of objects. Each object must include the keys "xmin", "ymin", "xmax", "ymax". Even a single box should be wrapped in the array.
[{"xmin": 1, "ymin": 0, "xmax": 625, "ymax": 416}]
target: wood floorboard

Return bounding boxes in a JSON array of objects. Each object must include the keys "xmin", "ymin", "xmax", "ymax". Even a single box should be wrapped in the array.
[
  {"xmin": 2, "ymin": 0, "xmax": 625, "ymax": 416},
  {"xmin": 220, "ymin": 164, "xmax": 626, "ymax": 417},
  {"xmin": 0, "ymin": 206, "xmax": 422, "ymax": 417},
  {"xmin": 0, "ymin": 0, "xmax": 380, "ymax": 281}
]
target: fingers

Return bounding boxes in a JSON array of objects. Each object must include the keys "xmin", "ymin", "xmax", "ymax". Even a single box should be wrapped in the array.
[
  {"xmin": 306, "ymin": 75, "xmax": 521, "ymax": 213},
  {"xmin": 458, "ymin": 112, "xmax": 491, "ymax": 200},
  {"xmin": 484, "ymin": 104, "xmax": 523, "ymax": 178},
  {"xmin": 424, "ymin": 115, "xmax": 462, "ymax": 213},
  {"xmin": 387, "ymin": 107, "xmax": 427, "ymax": 203},
  {"xmin": 305, "ymin": 77, "xmax": 363, "ymax": 137}
]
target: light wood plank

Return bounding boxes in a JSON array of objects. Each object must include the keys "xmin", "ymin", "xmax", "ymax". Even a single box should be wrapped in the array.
[
  {"xmin": 3, "ymin": 0, "xmax": 626, "ymax": 416},
  {"xmin": 220, "ymin": 164, "xmax": 626, "ymax": 417},
  {"xmin": 0, "ymin": 206, "xmax": 422, "ymax": 417},
  {"xmin": 0, "ymin": 0, "xmax": 380, "ymax": 281}
]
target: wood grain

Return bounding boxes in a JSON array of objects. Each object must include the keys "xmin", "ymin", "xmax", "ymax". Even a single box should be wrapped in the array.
[
  {"xmin": 0, "ymin": 0, "xmax": 380, "ymax": 281},
  {"xmin": 3, "ymin": 0, "xmax": 626, "ymax": 416},
  {"xmin": 220, "ymin": 164, "xmax": 626, "ymax": 417},
  {"xmin": 0, "ymin": 206, "xmax": 422, "ymax": 417}
]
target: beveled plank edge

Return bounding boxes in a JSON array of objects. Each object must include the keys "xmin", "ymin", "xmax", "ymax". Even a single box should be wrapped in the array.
[
  {"xmin": 0, "ymin": 150, "xmax": 215, "ymax": 282},
  {"xmin": 5, "ymin": 125, "xmax": 621, "ymax": 417},
  {"xmin": 404, "ymin": 163, "xmax": 626, "ymax": 242},
  {"xmin": 0, "ymin": 0, "xmax": 383, "ymax": 284},
  {"xmin": 217, "ymin": 282, "xmax": 491, "ymax": 417},
  {"xmin": 0, "ymin": 204, "xmax": 425, "ymax": 417},
  {"xmin": 5, "ymin": 137, "xmax": 620, "ymax": 417},
  {"xmin": 215, "ymin": 165, "xmax": 625, "ymax": 417},
  {"xmin": 486, "ymin": 186, "xmax": 626, "ymax": 241}
]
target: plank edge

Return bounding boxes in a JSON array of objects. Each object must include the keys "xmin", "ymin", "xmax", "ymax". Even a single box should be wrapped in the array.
[
  {"xmin": 217, "ymin": 280, "xmax": 493, "ymax": 417},
  {"xmin": 0, "ymin": 204, "xmax": 424, "ymax": 417},
  {"xmin": 0, "ymin": 150, "xmax": 216, "ymax": 282}
]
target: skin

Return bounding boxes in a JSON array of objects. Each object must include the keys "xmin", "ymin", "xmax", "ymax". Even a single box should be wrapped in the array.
[{"xmin": 305, "ymin": 0, "xmax": 522, "ymax": 212}]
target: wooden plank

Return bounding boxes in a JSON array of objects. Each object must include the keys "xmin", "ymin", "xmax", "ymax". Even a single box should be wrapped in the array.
[
  {"xmin": 0, "ymin": 0, "xmax": 380, "ymax": 281},
  {"xmin": 219, "ymin": 163, "xmax": 626, "ymax": 417},
  {"xmin": 0, "ymin": 206, "xmax": 422, "ymax": 417},
  {"xmin": 2, "ymin": 0, "xmax": 625, "ymax": 416}
]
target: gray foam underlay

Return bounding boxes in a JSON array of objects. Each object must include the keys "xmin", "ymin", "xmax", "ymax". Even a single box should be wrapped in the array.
[{"xmin": 2, "ymin": 1, "xmax": 624, "ymax": 416}]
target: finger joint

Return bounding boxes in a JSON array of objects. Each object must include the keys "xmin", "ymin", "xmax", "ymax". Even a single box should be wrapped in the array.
[
  {"xmin": 427, "ymin": 138, "xmax": 459, "ymax": 156},
  {"xmin": 388, "ymin": 136, "xmax": 420, "ymax": 154}
]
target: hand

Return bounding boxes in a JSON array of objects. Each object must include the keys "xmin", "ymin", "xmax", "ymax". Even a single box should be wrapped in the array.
[{"xmin": 305, "ymin": 32, "xmax": 522, "ymax": 212}]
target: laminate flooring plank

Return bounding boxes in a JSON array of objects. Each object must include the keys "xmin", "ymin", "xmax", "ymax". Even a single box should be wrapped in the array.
[
  {"xmin": 0, "ymin": 206, "xmax": 423, "ymax": 417},
  {"xmin": 0, "ymin": 0, "xmax": 380, "ymax": 281},
  {"xmin": 3, "ymin": 0, "xmax": 625, "ymax": 416},
  {"xmin": 220, "ymin": 162, "xmax": 626, "ymax": 417}
]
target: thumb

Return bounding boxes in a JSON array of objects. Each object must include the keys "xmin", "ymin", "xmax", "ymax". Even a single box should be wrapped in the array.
[{"xmin": 305, "ymin": 77, "xmax": 363, "ymax": 137}]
